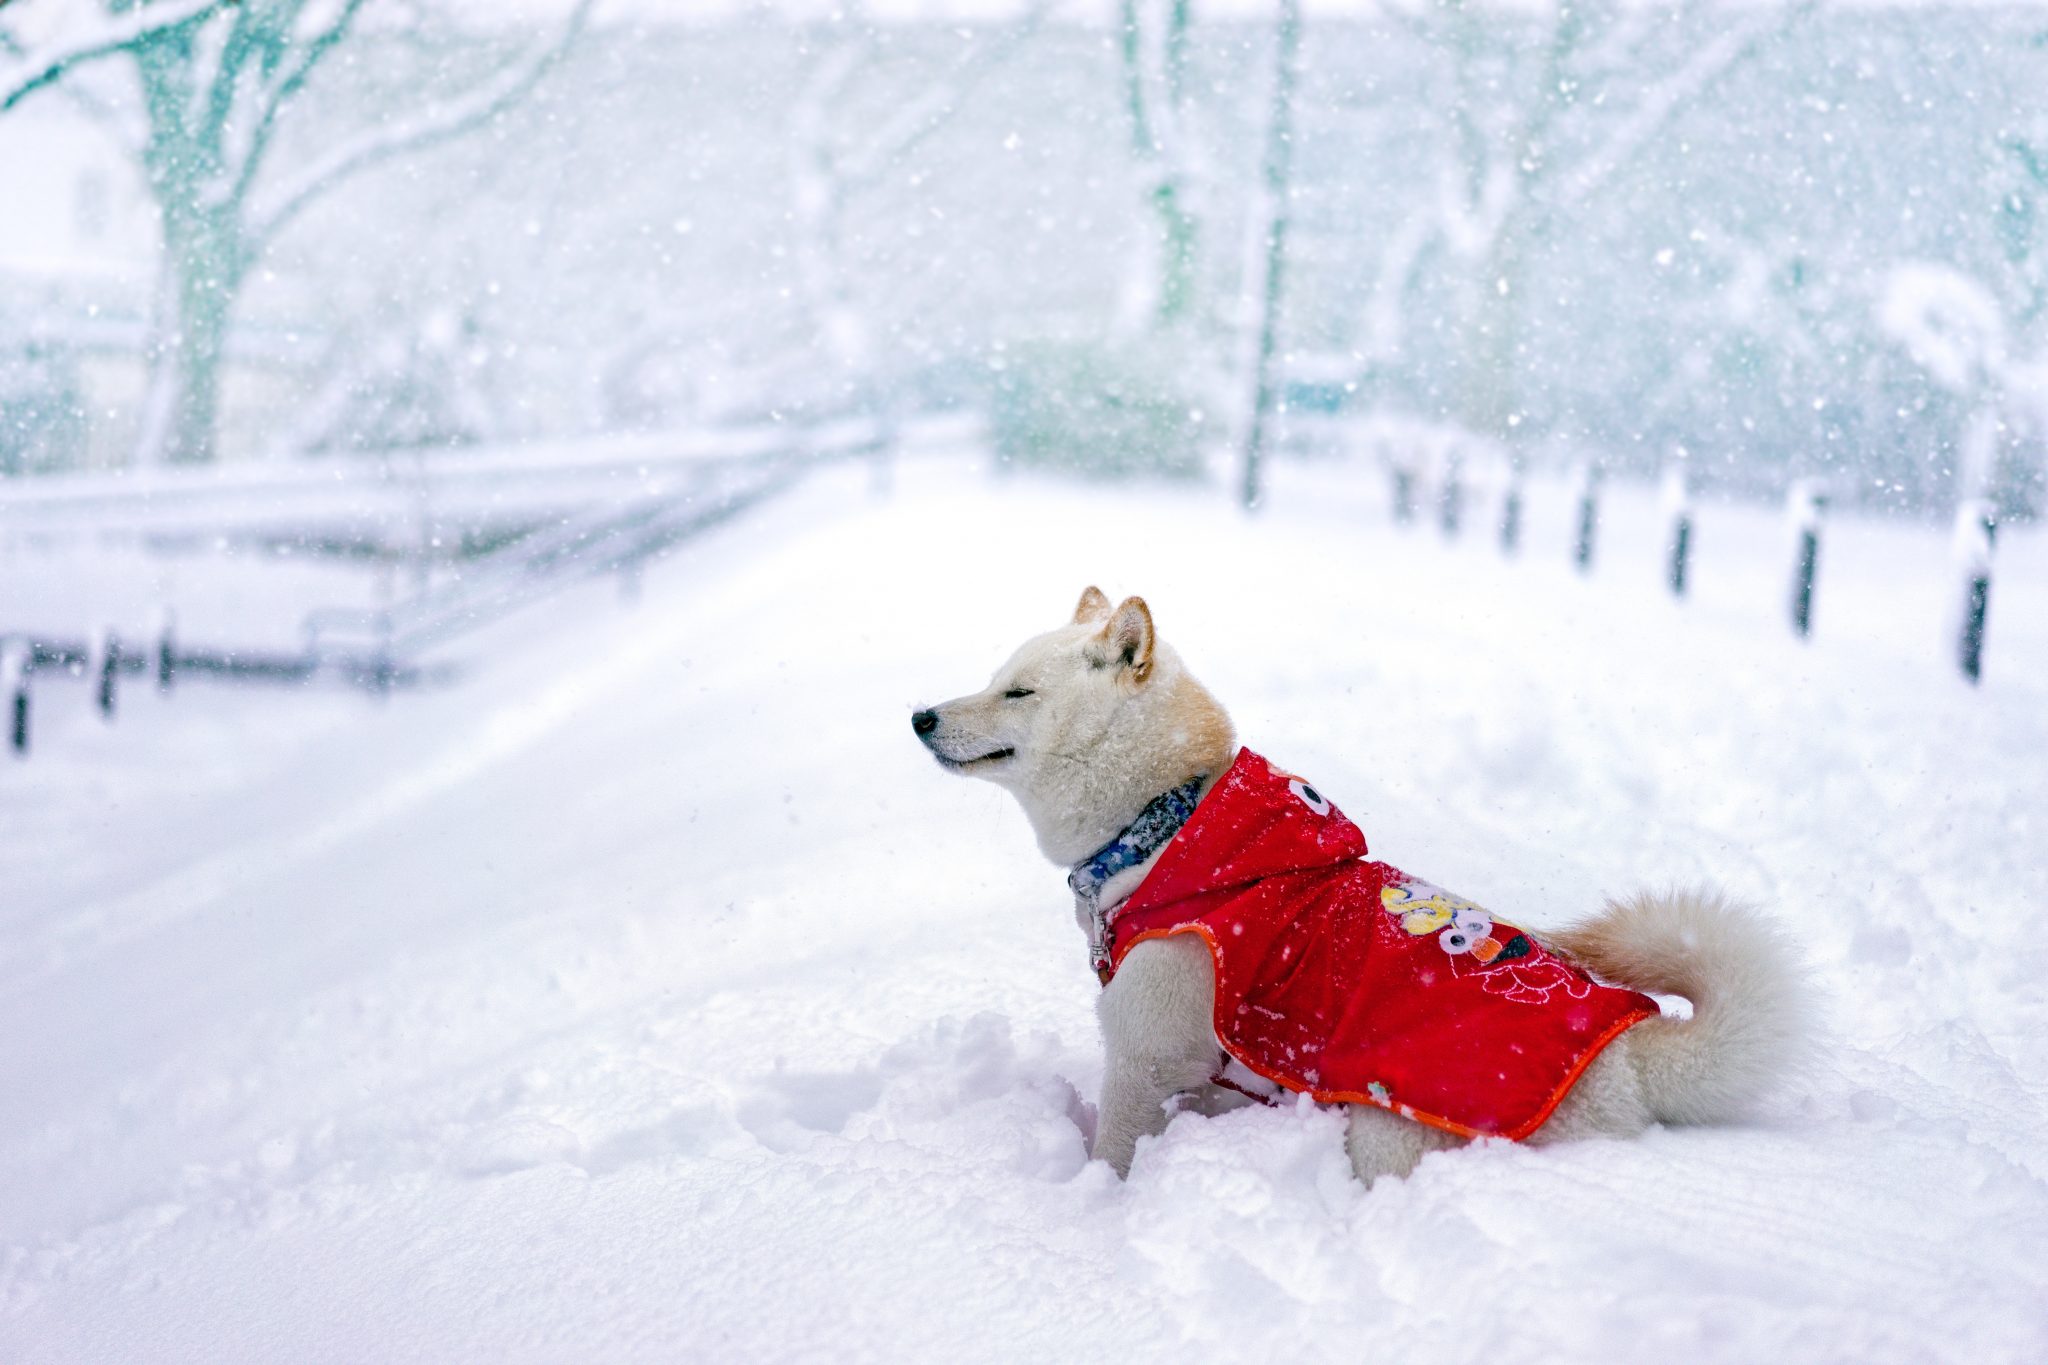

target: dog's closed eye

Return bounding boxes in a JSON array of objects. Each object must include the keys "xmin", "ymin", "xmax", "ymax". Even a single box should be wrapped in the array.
[{"xmin": 1003, "ymin": 688, "xmax": 1035, "ymax": 699}]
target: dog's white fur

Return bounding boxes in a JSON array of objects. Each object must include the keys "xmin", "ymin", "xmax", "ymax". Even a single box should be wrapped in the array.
[{"xmin": 915, "ymin": 587, "xmax": 1811, "ymax": 1184}]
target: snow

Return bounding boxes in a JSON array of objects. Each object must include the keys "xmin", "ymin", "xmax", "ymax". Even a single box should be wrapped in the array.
[
  {"xmin": 1879, "ymin": 261, "xmax": 2008, "ymax": 394},
  {"xmin": 4, "ymin": 456, "xmax": 2046, "ymax": 1361}
]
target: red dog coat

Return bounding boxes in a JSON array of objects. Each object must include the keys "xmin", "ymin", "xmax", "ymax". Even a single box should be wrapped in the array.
[{"xmin": 1106, "ymin": 748, "xmax": 1658, "ymax": 1140}]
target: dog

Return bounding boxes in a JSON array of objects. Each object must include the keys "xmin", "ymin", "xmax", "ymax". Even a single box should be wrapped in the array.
[{"xmin": 911, "ymin": 586, "xmax": 1811, "ymax": 1184}]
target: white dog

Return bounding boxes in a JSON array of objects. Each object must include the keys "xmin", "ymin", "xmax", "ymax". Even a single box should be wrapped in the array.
[{"xmin": 913, "ymin": 587, "xmax": 1810, "ymax": 1184}]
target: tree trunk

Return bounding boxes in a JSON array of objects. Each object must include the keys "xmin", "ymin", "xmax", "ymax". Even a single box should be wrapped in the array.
[
  {"xmin": 789, "ymin": 41, "xmax": 872, "ymax": 402},
  {"xmin": 1150, "ymin": 180, "xmax": 1199, "ymax": 327},
  {"xmin": 1237, "ymin": 0, "xmax": 1301, "ymax": 511},
  {"xmin": 138, "ymin": 210, "xmax": 242, "ymax": 465},
  {"xmin": 1120, "ymin": 0, "xmax": 1200, "ymax": 331},
  {"xmin": 1456, "ymin": 235, "xmax": 1524, "ymax": 442},
  {"xmin": 129, "ymin": 26, "xmax": 244, "ymax": 467}
]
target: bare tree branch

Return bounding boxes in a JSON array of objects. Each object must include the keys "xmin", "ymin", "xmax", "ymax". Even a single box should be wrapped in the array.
[
  {"xmin": 0, "ymin": 0, "xmax": 230, "ymax": 113},
  {"xmin": 247, "ymin": 0, "xmax": 592, "ymax": 248},
  {"xmin": 224, "ymin": 0, "xmax": 368, "ymax": 207},
  {"xmin": 196, "ymin": 0, "xmax": 267, "ymax": 151},
  {"xmin": 1556, "ymin": 1, "xmax": 1817, "ymax": 213},
  {"xmin": 836, "ymin": 3, "xmax": 1049, "ymax": 194},
  {"xmin": 49, "ymin": 54, "xmax": 152, "ymax": 155}
]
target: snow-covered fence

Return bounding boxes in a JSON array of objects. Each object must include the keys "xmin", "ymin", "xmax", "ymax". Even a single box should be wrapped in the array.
[
  {"xmin": 1365, "ymin": 422, "xmax": 1528, "ymax": 552},
  {"xmin": 0, "ymin": 626, "xmax": 432, "ymax": 755},
  {"xmin": 2, "ymin": 417, "xmax": 896, "ymax": 756},
  {"xmin": 1348, "ymin": 431, "xmax": 2025, "ymax": 688},
  {"xmin": 300, "ymin": 451, "xmax": 821, "ymax": 665},
  {"xmin": 0, "ymin": 418, "xmax": 884, "ymax": 555}
]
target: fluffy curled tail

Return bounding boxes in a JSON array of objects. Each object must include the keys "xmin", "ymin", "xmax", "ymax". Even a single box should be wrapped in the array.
[{"xmin": 1550, "ymin": 888, "xmax": 1812, "ymax": 1126}]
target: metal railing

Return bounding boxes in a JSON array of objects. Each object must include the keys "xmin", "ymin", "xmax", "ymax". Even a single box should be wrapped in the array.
[{"xmin": 2, "ymin": 417, "xmax": 889, "ymax": 755}]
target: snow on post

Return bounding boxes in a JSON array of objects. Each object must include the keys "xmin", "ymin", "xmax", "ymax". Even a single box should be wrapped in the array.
[
  {"xmin": 1952, "ymin": 499, "xmax": 1996, "ymax": 685},
  {"xmin": 2, "ymin": 639, "xmax": 29, "ymax": 756},
  {"xmin": 1572, "ymin": 463, "xmax": 1602, "ymax": 573},
  {"xmin": 1662, "ymin": 465, "xmax": 1693, "ymax": 597},
  {"xmin": 1786, "ymin": 480, "xmax": 1827, "ymax": 639}
]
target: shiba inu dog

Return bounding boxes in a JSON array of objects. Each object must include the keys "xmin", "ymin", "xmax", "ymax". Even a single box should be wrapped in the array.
[{"xmin": 911, "ymin": 586, "xmax": 1810, "ymax": 1184}]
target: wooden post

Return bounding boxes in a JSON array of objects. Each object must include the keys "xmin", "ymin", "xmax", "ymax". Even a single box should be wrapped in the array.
[
  {"xmin": 373, "ymin": 611, "xmax": 396, "ymax": 696},
  {"xmin": 1438, "ymin": 450, "xmax": 1463, "ymax": 538},
  {"xmin": 1499, "ymin": 472, "xmax": 1523, "ymax": 556},
  {"xmin": 1953, "ymin": 499, "xmax": 1995, "ymax": 684},
  {"xmin": 1662, "ymin": 466, "xmax": 1692, "ymax": 597},
  {"xmin": 2, "ymin": 640, "xmax": 28, "ymax": 756},
  {"xmin": 1787, "ymin": 480, "xmax": 1827, "ymax": 639},
  {"xmin": 1391, "ymin": 462, "xmax": 1416, "ymax": 525},
  {"xmin": 157, "ymin": 608, "xmax": 177, "ymax": 691},
  {"xmin": 869, "ymin": 420, "xmax": 896, "ymax": 498},
  {"xmin": 1572, "ymin": 464, "xmax": 1602, "ymax": 573},
  {"xmin": 94, "ymin": 627, "xmax": 119, "ymax": 719}
]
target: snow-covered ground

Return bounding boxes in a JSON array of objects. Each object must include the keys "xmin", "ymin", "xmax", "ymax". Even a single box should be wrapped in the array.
[{"xmin": 3, "ymin": 457, "xmax": 2045, "ymax": 1362}]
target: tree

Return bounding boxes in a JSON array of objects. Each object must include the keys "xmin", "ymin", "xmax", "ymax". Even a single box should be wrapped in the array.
[
  {"xmin": 784, "ymin": 4, "xmax": 1048, "ymax": 421},
  {"xmin": 1117, "ymin": 0, "xmax": 1200, "ymax": 332},
  {"xmin": 1237, "ymin": 0, "xmax": 1300, "ymax": 511},
  {"xmin": 1380, "ymin": 0, "xmax": 1815, "ymax": 444},
  {"xmin": 0, "ymin": 0, "xmax": 592, "ymax": 465},
  {"xmin": 0, "ymin": 0, "xmax": 227, "ymax": 112}
]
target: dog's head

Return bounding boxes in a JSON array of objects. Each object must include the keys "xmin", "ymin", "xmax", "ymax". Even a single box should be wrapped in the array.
[{"xmin": 912, "ymin": 586, "xmax": 1234, "ymax": 864}]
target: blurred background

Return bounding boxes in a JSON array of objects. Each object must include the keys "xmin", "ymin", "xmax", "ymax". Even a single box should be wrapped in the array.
[{"xmin": 2, "ymin": 0, "xmax": 2043, "ymax": 512}]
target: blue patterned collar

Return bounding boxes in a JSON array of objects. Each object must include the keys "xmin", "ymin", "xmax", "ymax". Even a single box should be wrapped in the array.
[{"xmin": 1068, "ymin": 775, "xmax": 1208, "ymax": 982}]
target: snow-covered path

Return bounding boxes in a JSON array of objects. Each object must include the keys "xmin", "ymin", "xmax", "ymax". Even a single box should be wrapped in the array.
[{"xmin": 3, "ymin": 460, "xmax": 2045, "ymax": 1362}]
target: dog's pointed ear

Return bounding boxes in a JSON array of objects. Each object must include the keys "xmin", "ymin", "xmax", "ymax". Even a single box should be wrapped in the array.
[
  {"xmin": 1073, "ymin": 585, "xmax": 1111, "ymax": 624},
  {"xmin": 1089, "ymin": 595, "xmax": 1154, "ymax": 683}
]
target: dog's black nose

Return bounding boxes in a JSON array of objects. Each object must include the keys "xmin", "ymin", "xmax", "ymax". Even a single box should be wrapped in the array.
[{"xmin": 911, "ymin": 709, "xmax": 940, "ymax": 737}]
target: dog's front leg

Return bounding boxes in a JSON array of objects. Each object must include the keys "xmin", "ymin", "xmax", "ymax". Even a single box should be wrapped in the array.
[{"xmin": 1093, "ymin": 935, "xmax": 1219, "ymax": 1176}]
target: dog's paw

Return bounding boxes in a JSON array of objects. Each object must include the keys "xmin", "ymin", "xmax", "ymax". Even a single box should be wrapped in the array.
[{"xmin": 1091, "ymin": 1134, "xmax": 1138, "ymax": 1179}]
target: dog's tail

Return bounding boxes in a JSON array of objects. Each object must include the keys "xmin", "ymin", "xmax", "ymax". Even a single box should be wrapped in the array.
[{"xmin": 1550, "ymin": 888, "xmax": 1812, "ymax": 1126}]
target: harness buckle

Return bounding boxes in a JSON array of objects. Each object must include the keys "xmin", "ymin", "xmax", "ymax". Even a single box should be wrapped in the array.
[{"xmin": 1080, "ymin": 892, "xmax": 1114, "ymax": 986}]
